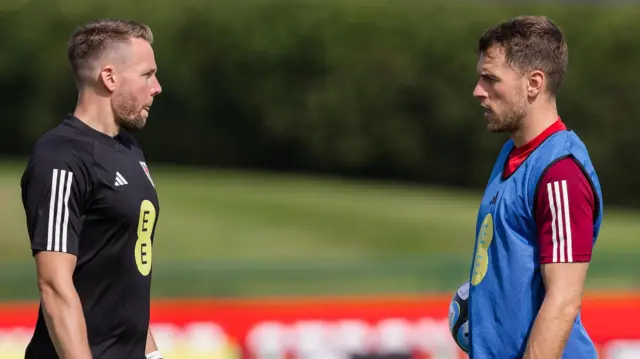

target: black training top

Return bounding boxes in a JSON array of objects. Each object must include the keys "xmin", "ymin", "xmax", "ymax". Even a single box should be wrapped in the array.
[{"xmin": 21, "ymin": 115, "xmax": 160, "ymax": 359}]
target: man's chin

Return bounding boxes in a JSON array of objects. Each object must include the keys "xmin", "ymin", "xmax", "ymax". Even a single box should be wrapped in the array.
[
  {"xmin": 118, "ymin": 118, "xmax": 146, "ymax": 133},
  {"xmin": 487, "ymin": 125, "xmax": 507, "ymax": 133},
  {"xmin": 486, "ymin": 119, "xmax": 521, "ymax": 134},
  {"xmin": 486, "ymin": 118, "xmax": 506, "ymax": 133}
]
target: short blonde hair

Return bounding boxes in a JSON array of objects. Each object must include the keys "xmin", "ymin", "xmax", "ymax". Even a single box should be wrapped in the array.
[{"xmin": 67, "ymin": 19, "xmax": 154, "ymax": 84}]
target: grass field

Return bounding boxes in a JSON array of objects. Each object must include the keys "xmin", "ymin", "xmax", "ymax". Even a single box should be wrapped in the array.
[{"xmin": 0, "ymin": 159, "xmax": 638, "ymax": 299}]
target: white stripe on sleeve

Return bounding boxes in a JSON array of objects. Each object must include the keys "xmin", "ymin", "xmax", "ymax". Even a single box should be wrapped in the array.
[
  {"xmin": 546, "ymin": 182, "xmax": 558, "ymax": 263},
  {"xmin": 61, "ymin": 172, "xmax": 74, "ymax": 253},
  {"xmin": 553, "ymin": 181, "xmax": 566, "ymax": 263},
  {"xmin": 561, "ymin": 180, "xmax": 573, "ymax": 263},
  {"xmin": 47, "ymin": 169, "xmax": 73, "ymax": 253},
  {"xmin": 547, "ymin": 180, "xmax": 573, "ymax": 263},
  {"xmin": 47, "ymin": 169, "xmax": 59, "ymax": 251}
]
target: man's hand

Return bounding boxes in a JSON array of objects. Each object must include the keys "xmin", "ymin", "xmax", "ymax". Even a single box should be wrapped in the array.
[
  {"xmin": 146, "ymin": 328, "xmax": 159, "ymax": 354},
  {"xmin": 36, "ymin": 251, "xmax": 92, "ymax": 359},
  {"xmin": 523, "ymin": 262, "xmax": 589, "ymax": 359}
]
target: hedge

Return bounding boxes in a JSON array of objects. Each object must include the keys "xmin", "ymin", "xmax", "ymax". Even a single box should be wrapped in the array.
[{"xmin": 3, "ymin": 0, "xmax": 640, "ymax": 206}]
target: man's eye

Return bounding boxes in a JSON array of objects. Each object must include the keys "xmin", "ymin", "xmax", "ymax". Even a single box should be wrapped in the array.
[{"xmin": 482, "ymin": 75, "xmax": 497, "ymax": 83}]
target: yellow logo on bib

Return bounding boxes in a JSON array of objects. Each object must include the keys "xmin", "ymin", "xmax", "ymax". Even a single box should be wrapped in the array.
[
  {"xmin": 135, "ymin": 200, "xmax": 156, "ymax": 276},
  {"xmin": 471, "ymin": 213, "xmax": 493, "ymax": 286}
]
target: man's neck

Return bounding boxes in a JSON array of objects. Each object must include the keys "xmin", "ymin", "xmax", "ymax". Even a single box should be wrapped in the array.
[
  {"xmin": 511, "ymin": 102, "xmax": 559, "ymax": 148},
  {"xmin": 73, "ymin": 92, "xmax": 119, "ymax": 138}
]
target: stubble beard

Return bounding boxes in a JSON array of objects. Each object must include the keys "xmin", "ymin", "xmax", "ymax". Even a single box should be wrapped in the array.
[
  {"xmin": 113, "ymin": 89, "xmax": 147, "ymax": 133},
  {"xmin": 486, "ymin": 96, "xmax": 527, "ymax": 134}
]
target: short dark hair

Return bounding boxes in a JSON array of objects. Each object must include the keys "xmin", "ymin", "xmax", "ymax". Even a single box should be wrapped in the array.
[
  {"xmin": 477, "ymin": 16, "xmax": 568, "ymax": 97},
  {"xmin": 67, "ymin": 19, "xmax": 154, "ymax": 84}
]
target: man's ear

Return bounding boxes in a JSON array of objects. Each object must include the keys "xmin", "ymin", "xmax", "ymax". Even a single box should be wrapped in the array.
[
  {"xmin": 99, "ymin": 65, "xmax": 117, "ymax": 92},
  {"xmin": 527, "ymin": 70, "xmax": 545, "ymax": 97}
]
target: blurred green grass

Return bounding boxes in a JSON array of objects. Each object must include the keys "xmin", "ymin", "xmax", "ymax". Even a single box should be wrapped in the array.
[
  {"xmin": 0, "ymin": 159, "xmax": 638, "ymax": 299},
  {"xmin": 0, "ymin": 160, "xmax": 484, "ymax": 261}
]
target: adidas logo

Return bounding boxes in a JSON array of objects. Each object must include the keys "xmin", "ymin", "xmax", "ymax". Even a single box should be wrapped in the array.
[{"xmin": 114, "ymin": 172, "xmax": 128, "ymax": 187}]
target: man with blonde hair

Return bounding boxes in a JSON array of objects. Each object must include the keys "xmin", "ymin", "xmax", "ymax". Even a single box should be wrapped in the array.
[{"xmin": 21, "ymin": 19, "xmax": 163, "ymax": 359}]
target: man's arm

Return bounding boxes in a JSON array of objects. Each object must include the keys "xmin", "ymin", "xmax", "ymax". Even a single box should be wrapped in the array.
[
  {"xmin": 146, "ymin": 329, "xmax": 162, "ymax": 358},
  {"xmin": 36, "ymin": 252, "xmax": 92, "ymax": 359},
  {"xmin": 22, "ymin": 146, "xmax": 92, "ymax": 358},
  {"xmin": 523, "ymin": 158, "xmax": 596, "ymax": 359},
  {"xmin": 524, "ymin": 262, "xmax": 589, "ymax": 359}
]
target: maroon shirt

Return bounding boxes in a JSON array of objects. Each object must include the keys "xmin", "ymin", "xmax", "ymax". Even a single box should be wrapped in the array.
[{"xmin": 503, "ymin": 120, "xmax": 595, "ymax": 264}]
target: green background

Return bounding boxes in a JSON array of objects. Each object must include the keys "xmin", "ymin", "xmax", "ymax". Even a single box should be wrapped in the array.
[
  {"xmin": 1, "ymin": 162, "xmax": 638, "ymax": 300},
  {"xmin": 1, "ymin": 0, "xmax": 638, "ymax": 300}
]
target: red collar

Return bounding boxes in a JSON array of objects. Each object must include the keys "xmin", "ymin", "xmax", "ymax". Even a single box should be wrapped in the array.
[{"xmin": 503, "ymin": 119, "xmax": 567, "ymax": 178}]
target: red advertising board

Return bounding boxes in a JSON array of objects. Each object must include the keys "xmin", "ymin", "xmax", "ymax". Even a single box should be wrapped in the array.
[{"xmin": 1, "ymin": 292, "xmax": 639, "ymax": 358}]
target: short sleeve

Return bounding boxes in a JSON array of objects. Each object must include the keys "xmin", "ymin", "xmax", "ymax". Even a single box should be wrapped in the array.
[
  {"xmin": 535, "ymin": 157, "xmax": 596, "ymax": 264},
  {"xmin": 21, "ymin": 144, "xmax": 91, "ymax": 256}
]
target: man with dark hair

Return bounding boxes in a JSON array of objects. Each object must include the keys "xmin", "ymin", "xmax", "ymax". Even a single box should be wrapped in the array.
[
  {"xmin": 21, "ymin": 19, "xmax": 163, "ymax": 359},
  {"xmin": 466, "ymin": 16, "xmax": 602, "ymax": 358}
]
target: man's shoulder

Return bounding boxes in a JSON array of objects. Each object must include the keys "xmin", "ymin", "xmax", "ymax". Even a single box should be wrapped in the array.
[
  {"xmin": 542, "ymin": 129, "xmax": 592, "ymax": 157},
  {"xmin": 542, "ymin": 157, "xmax": 585, "ymax": 179},
  {"xmin": 25, "ymin": 122, "xmax": 96, "ymax": 175},
  {"xmin": 31, "ymin": 123, "xmax": 94, "ymax": 159},
  {"xmin": 21, "ymin": 124, "xmax": 98, "ymax": 195}
]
